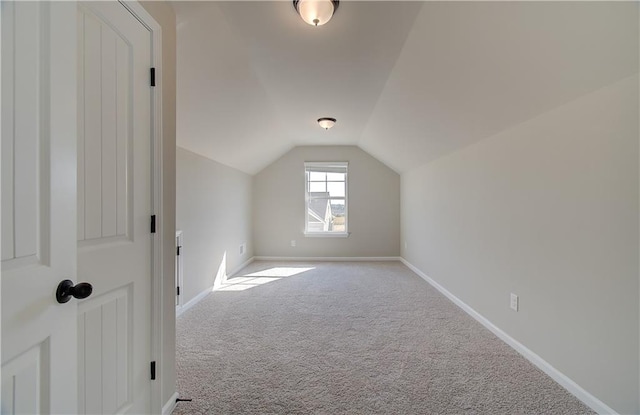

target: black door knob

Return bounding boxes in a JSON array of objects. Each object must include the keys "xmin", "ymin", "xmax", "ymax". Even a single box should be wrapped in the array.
[{"xmin": 56, "ymin": 280, "xmax": 93, "ymax": 304}]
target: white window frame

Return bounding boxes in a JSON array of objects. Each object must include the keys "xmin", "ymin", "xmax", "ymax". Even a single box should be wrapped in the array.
[{"xmin": 304, "ymin": 162, "xmax": 349, "ymax": 237}]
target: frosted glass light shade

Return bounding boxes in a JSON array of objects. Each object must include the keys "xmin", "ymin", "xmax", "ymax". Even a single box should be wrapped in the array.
[
  {"xmin": 318, "ymin": 117, "xmax": 336, "ymax": 130},
  {"xmin": 294, "ymin": 0, "xmax": 338, "ymax": 27}
]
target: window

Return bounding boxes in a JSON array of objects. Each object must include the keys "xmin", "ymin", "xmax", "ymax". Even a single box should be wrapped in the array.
[{"xmin": 305, "ymin": 162, "xmax": 348, "ymax": 236}]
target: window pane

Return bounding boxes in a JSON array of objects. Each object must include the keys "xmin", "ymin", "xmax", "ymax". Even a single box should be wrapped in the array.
[
  {"xmin": 307, "ymin": 197, "xmax": 331, "ymax": 232},
  {"xmin": 330, "ymin": 200, "xmax": 345, "ymax": 215},
  {"xmin": 309, "ymin": 171, "xmax": 326, "ymax": 181},
  {"xmin": 330, "ymin": 218, "xmax": 346, "ymax": 232},
  {"xmin": 309, "ymin": 182, "xmax": 326, "ymax": 193},
  {"xmin": 306, "ymin": 164, "xmax": 347, "ymax": 234},
  {"xmin": 327, "ymin": 182, "xmax": 345, "ymax": 197},
  {"xmin": 330, "ymin": 201, "xmax": 346, "ymax": 232}
]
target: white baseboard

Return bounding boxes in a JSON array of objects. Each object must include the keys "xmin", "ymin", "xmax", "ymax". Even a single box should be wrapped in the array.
[
  {"xmin": 176, "ymin": 257, "xmax": 256, "ymax": 317},
  {"xmin": 253, "ymin": 256, "xmax": 401, "ymax": 262},
  {"xmin": 162, "ymin": 392, "xmax": 179, "ymax": 415},
  {"xmin": 399, "ymin": 258, "xmax": 617, "ymax": 415},
  {"xmin": 176, "ymin": 285, "xmax": 213, "ymax": 317},
  {"xmin": 228, "ymin": 256, "xmax": 256, "ymax": 276}
]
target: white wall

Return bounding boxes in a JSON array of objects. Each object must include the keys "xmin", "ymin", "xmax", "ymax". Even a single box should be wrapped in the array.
[
  {"xmin": 139, "ymin": 1, "xmax": 177, "ymax": 409},
  {"xmin": 176, "ymin": 147, "xmax": 253, "ymax": 302},
  {"xmin": 401, "ymin": 75, "xmax": 639, "ymax": 414},
  {"xmin": 253, "ymin": 146, "xmax": 400, "ymax": 258}
]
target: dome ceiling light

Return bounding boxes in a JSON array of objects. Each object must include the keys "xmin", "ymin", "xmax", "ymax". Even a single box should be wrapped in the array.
[
  {"xmin": 318, "ymin": 117, "xmax": 336, "ymax": 130},
  {"xmin": 293, "ymin": 0, "xmax": 339, "ymax": 27}
]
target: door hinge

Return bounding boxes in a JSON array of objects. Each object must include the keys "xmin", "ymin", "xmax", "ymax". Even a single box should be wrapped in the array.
[
  {"xmin": 177, "ymin": 286, "xmax": 180, "ymax": 296},
  {"xmin": 151, "ymin": 215, "xmax": 156, "ymax": 234},
  {"xmin": 150, "ymin": 361, "xmax": 156, "ymax": 380},
  {"xmin": 177, "ymin": 246, "xmax": 181, "ymax": 256},
  {"xmin": 150, "ymin": 67, "xmax": 156, "ymax": 87}
]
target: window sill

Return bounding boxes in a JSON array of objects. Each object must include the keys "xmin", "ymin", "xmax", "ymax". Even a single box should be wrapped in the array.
[{"xmin": 304, "ymin": 232, "xmax": 350, "ymax": 238}]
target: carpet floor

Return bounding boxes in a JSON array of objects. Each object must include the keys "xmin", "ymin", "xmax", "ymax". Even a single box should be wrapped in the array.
[{"xmin": 175, "ymin": 261, "xmax": 594, "ymax": 414}]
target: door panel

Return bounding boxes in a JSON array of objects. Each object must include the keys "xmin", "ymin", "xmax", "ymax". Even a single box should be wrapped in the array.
[
  {"xmin": 1, "ymin": 1, "xmax": 42, "ymax": 265},
  {"xmin": 1, "ymin": 2, "xmax": 39, "ymax": 263},
  {"xmin": 1, "ymin": 342, "xmax": 48, "ymax": 414},
  {"xmin": 1, "ymin": 2, "xmax": 78, "ymax": 414},
  {"xmin": 76, "ymin": 2, "xmax": 152, "ymax": 414},
  {"xmin": 78, "ymin": 286, "xmax": 131, "ymax": 414},
  {"xmin": 78, "ymin": 9, "xmax": 133, "ymax": 244}
]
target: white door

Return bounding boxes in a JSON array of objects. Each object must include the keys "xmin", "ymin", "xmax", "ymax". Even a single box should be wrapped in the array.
[
  {"xmin": 1, "ymin": 2, "xmax": 79, "ymax": 414},
  {"xmin": 76, "ymin": 2, "xmax": 152, "ymax": 414}
]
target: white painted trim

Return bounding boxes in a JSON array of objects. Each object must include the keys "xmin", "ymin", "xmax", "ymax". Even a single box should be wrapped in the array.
[
  {"xmin": 117, "ymin": 2, "xmax": 165, "ymax": 414},
  {"xmin": 399, "ymin": 258, "xmax": 618, "ymax": 415},
  {"xmin": 304, "ymin": 232, "xmax": 350, "ymax": 238},
  {"xmin": 304, "ymin": 161, "xmax": 349, "ymax": 235},
  {"xmin": 176, "ymin": 257, "xmax": 256, "ymax": 317},
  {"xmin": 253, "ymin": 256, "xmax": 401, "ymax": 262},
  {"xmin": 176, "ymin": 285, "xmax": 214, "ymax": 317},
  {"xmin": 162, "ymin": 392, "xmax": 179, "ymax": 415},
  {"xmin": 175, "ymin": 231, "xmax": 184, "ymax": 310},
  {"xmin": 228, "ymin": 256, "xmax": 256, "ymax": 277}
]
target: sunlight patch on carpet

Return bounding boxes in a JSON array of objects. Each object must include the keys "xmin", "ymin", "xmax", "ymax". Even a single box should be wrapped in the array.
[{"xmin": 217, "ymin": 267, "xmax": 315, "ymax": 291}]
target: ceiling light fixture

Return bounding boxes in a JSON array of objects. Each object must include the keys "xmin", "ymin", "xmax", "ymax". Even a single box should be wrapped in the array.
[
  {"xmin": 293, "ymin": 0, "xmax": 339, "ymax": 27},
  {"xmin": 318, "ymin": 117, "xmax": 336, "ymax": 130}
]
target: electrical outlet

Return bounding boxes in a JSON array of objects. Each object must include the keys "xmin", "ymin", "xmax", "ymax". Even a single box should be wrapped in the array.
[
  {"xmin": 291, "ymin": 240, "xmax": 296, "ymax": 247},
  {"xmin": 239, "ymin": 243, "xmax": 246, "ymax": 255},
  {"xmin": 404, "ymin": 241, "xmax": 408, "ymax": 249},
  {"xmin": 510, "ymin": 293, "xmax": 519, "ymax": 312}
]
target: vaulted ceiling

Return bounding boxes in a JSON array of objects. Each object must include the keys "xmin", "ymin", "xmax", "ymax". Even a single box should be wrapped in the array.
[{"xmin": 173, "ymin": 1, "xmax": 638, "ymax": 175}]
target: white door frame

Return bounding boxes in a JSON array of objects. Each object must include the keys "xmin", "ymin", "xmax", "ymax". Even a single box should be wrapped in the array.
[
  {"xmin": 176, "ymin": 230, "xmax": 184, "ymax": 311},
  {"xmin": 111, "ymin": 2, "xmax": 165, "ymax": 413}
]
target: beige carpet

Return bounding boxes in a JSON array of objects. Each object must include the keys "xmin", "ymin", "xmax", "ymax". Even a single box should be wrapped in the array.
[{"xmin": 175, "ymin": 261, "xmax": 594, "ymax": 414}]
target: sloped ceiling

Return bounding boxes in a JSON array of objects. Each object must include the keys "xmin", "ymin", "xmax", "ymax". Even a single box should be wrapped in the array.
[{"xmin": 174, "ymin": 1, "xmax": 638, "ymax": 175}]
